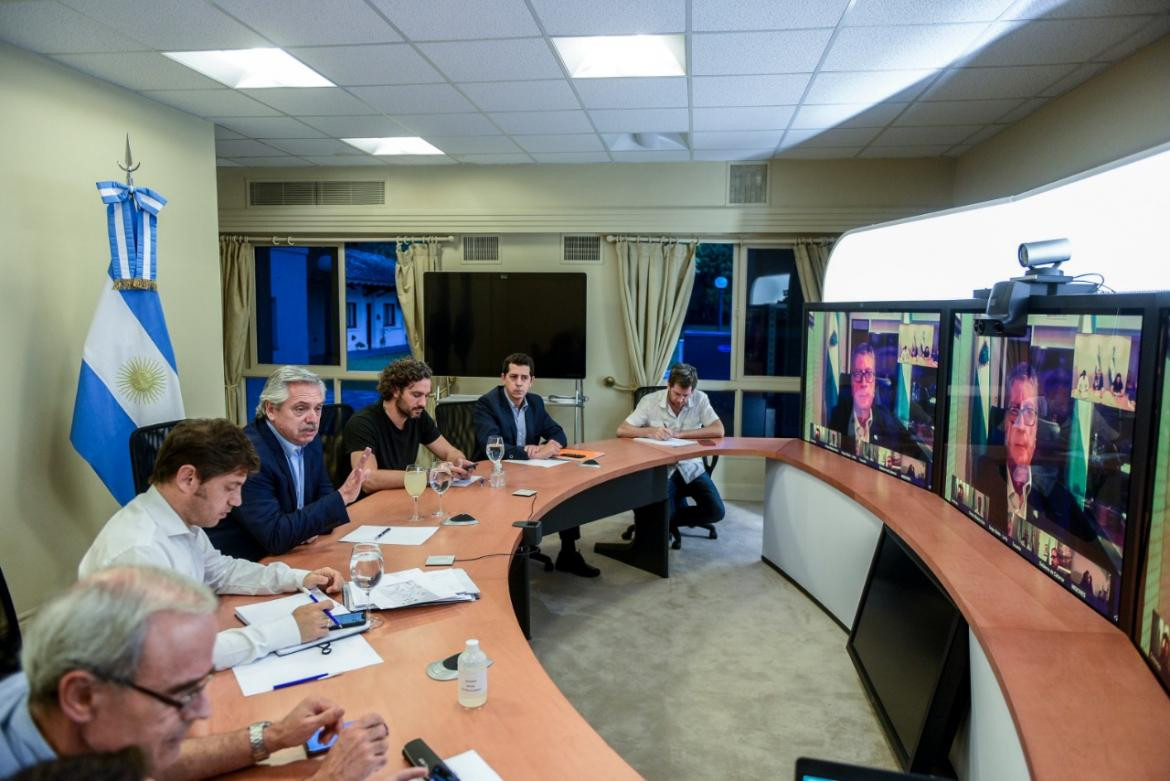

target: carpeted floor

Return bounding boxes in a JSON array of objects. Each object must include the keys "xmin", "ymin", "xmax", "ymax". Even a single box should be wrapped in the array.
[{"xmin": 528, "ymin": 501, "xmax": 898, "ymax": 780}]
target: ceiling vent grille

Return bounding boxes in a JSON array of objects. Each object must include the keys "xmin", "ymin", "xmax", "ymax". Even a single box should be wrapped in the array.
[
  {"xmin": 462, "ymin": 235, "xmax": 500, "ymax": 263},
  {"xmin": 562, "ymin": 235, "xmax": 602, "ymax": 263},
  {"xmin": 727, "ymin": 163, "xmax": 768, "ymax": 205},
  {"xmin": 248, "ymin": 180, "xmax": 385, "ymax": 206}
]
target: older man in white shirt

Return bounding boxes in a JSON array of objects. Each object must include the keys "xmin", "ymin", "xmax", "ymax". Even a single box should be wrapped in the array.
[{"xmin": 79, "ymin": 419, "xmax": 344, "ymax": 669}]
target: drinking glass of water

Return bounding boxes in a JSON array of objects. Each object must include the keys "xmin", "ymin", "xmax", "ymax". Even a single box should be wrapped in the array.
[
  {"xmin": 486, "ymin": 435, "xmax": 505, "ymax": 488},
  {"xmin": 349, "ymin": 543, "xmax": 383, "ymax": 614},
  {"xmin": 429, "ymin": 461, "xmax": 452, "ymax": 520},
  {"xmin": 403, "ymin": 464, "xmax": 427, "ymax": 521}
]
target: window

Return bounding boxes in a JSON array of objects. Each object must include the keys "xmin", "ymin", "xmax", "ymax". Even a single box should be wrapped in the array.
[
  {"xmin": 346, "ymin": 303, "xmax": 356, "ymax": 329},
  {"xmin": 383, "ymin": 302, "xmax": 396, "ymax": 327},
  {"xmin": 254, "ymin": 246, "xmax": 339, "ymax": 366},
  {"xmin": 669, "ymin": 243, "xmax": 733, "ymax": 381},
  {"xmin": 743, "ymin": 248, "xmax": 804, "ymax": 377},
  {"xmin": 741, "ymin": 392, "xmax": 801, "ymax": 437},
  {"xmin": 345, "ymin": 242, "xmax": 410, "ymax": 371},
  {"xmin": 340, "ymin": 380, "xmax": 381, "ymax": 411}
]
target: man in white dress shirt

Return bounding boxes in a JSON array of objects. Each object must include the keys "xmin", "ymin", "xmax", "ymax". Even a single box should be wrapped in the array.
[{"xmin": 79, "ymin": 419, "xmax": 343, "ymax": 670}]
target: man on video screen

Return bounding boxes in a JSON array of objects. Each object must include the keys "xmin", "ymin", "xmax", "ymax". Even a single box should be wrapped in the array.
[{"xmin": 829, "ymin": 342, "xmax": 925, "ymax": 463}]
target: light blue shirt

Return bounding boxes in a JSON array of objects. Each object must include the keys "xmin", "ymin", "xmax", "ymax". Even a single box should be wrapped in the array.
[
  {"xmin": 266, "ymin": 421, "xmax": 305, "ymax": 510},
  {"xmin": 510, "ymin": 397, "xmax": 528, "ymax": 449},
  {"xmin": 0, "ymin": 674, "xmax": 57, "ymax": 777}
]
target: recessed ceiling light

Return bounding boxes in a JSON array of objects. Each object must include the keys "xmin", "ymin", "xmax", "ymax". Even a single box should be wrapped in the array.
[
  {"xmin": 163, "ymin": 49, "xmax": 333, "ymax": 88},
  {"xmin": 553, "ymin": 35, "xmax": 685, "ymax": 78},
  {"xmin": 342, "ymin": 137, "xmax": 445, "ymax": 156}
]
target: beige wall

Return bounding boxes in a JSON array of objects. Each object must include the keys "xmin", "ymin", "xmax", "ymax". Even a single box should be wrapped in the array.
[
  {"xmin": 0, "ymin": 44, "xmax": 224, "ymax": 617},
  {"xmin": 954, "ymin": 34, "xmax": 1170, "ymax": 205}
]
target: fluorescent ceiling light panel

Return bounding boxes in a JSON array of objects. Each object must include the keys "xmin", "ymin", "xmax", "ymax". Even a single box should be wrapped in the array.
[
  {"xmin": 553, "ymin": 35, "xmax": 685, "ymax": 78},
  {"xmin": 342, "ymin": 137, "xmax": 444, "ymax": 155},
  {"xmin": 163, "ymin": 49, "xmax": 332, "ymax": 88}
]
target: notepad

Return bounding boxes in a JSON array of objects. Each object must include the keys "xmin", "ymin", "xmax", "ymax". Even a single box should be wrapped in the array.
[
  {"xmin": 632, "ymin": 436, "xmax": 694, "ymax": 447},
  {"xmin": 340, "ymin": 525, "xmax": 439, "ymax": 545},
  {"xmin": 504, "ymin": 458, "xmax": 568, "ymax": 468},
  {"xmin": 232, "ymin": 634, "xmax": 382, "ymax": 697},
  {"xmin": 557, "ymin": 448, "xmax": 604, "ymax": 461},
  {"xmin": 233, "ymin": 592, "xmax": 370, "ymax": 656}
]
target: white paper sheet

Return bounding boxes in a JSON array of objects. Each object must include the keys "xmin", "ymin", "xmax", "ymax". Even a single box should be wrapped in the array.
[
  {"xmin": 231, "ymin": 635, "xmax": 382, "ymax": 696},
  {"xmin": 234, "ymin": 589, "xmax": 351, "ymax": 626},
  {"xmin": 445, "ymin": 750, "xmax": 503, "ymax": 781},
  {"xmin": 503, "ymin": 458, "xmax": 568, "ymax": 467},
  {"xmin": 340, "ymin": 525, "xmax": 439, "ymax": 545},
  {"xmin": 632, "ymin": 436, "xmax": 695, "ymax": 447}
]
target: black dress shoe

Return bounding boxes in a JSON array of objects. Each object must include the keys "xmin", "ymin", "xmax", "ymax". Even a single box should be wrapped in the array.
[{"xmin": 555, "ymin": 550, "xmax": 601, "ymax": 578}]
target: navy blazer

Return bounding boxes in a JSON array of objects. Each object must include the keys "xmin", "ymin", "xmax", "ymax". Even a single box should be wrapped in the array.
[
  {"xmin": 206, "ymin": 419, "xmax": 348, "ymax": 561},
  {"xmin": 473, "ymin": 386, "xmax": 566, "ymax": 461}
]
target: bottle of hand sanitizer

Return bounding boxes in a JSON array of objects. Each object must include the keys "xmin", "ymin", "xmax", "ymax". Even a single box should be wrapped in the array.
[{"xmin": 457, "ymin": 639, "xmax": 488, "ymax": 708}]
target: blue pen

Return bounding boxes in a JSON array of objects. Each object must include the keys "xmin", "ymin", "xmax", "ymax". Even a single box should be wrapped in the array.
[
  {"xmin": 273, "ymin": 672, "xmax": 328, "ymax": 690},
  {"xmin": 301, "ymin": 587, "xmax": 342, "ymax": 629}
]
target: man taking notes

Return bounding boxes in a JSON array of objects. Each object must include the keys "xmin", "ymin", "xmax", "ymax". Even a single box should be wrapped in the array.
[
  {"xmin": 207, "ymin": 366, "xmax": 371, "ymax": 561},
  {"xmin": 617, "ymin": 363, "xmax": 726, "ymax": 549},
  {"xmin": 474, "ymin": 353, "xmax": 599, "ymax": 577},
  {"xmin": 79, "ymin": 419, "xmax": 344, "ymax": 670},
  {"xmin": 342, "ymin": 358, "xmax": 474, "ymax": 490}
]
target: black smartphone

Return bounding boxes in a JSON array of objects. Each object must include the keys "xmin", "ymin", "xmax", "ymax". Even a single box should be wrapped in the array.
[
  {"xmin": 403, "ymin": 738, "xmax": 461, "ymax": 781},
  {"xmin": 330, "ymin": 610, "xmax": 367, "ymax": 630}
]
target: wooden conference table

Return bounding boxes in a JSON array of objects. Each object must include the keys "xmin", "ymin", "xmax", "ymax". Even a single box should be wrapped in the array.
[{"xmin": 200, "ymin": 437, "xmax": 1170, "ymax": 780}]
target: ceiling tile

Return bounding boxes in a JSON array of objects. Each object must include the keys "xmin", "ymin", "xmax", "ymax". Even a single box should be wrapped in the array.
[
  {"xmin": 692, "ymin": 30, "xmax": 833, "ymax": 74},
  {"xmin": 301, "ymin": 155, "xmax": 390, "ymax": 166},
  {"xmin": 263, "ymin": 139, "xmax": 363, "ymax": 156},
  {"xmin": 0, "ymin": 1, "xmax": 148, "ymax": 53},
  {"xmin": 454, "ymin": 153, "xmax": 535, "ymax": 164},
  {"xmin": 58, "ymin": 0, "xmax": 268, "ymax": 50},
  {"xmin": 692, "ymin": 106, "xmax": 796, "ymax": 131},
  {"xmin": 1039, "ymin": 62, "xmax": 1109, "ymax": 97},
  {"xmin": 894, "ymin": 98, "xmax": 1023, "ymax": 126},
  {"xmin": 872, "ymin": 125, "xmax": 983, "ymax": 145},
  {"xmin": 287, "ymin": 45, "xmax": 444, "ymax": 86},
  {"xmin": 215, "ymin": 0, "xmax": 402, "ymax": 45},
  {"xmin": 489, "ymin": 110, "xmax": 594, "ymax": 134},
  {"xmin": 370, "ymin": 0, "xmax": 540, "ymax": 39},
  {"xmin": 349, "ymin": 84, "xmax": 478, "ymax": 114},
  {"xmin": 1002, "ymin": 0, "xmax": 1170, "ymax": 19},
  {"xmin": 782, "ymin": 127, "xmax": 882, "ymax": 148},
  {"xmin": 226, "ymin": 155, "xmax": 315, "ymax": 167},
  {"xmin": 963, "ymin": 125, "xmax": 1009, "ymax": 146},
  {"xmin": 142, "ymin": 89, "xmax": 282, "ymax": 117},
  {"xmin": 215, "ymin": 116, "xmax": 330, "ymax": 138},
  {"xmin": 574, "ymin": 78, "xmax": 688, "ymax": 109},
  {"xmin": 243, "ymin": 87, "xmax": 377, "ymax": 115},
  {"xmin": 995, "ymin": 97, "xmax": 1046, "ymax": 124},
  {"xmin": 692, "ymin": 0, "xmax": 850, "ymax": 31},
  {"xmin": 588, "ymin": 108, "xmax": 689, "ymax": 132},
  {"xmin": 513, "ymin": 134, "xmax": 605, "ymax": 153},
  {"xmin": 371, "ymin": 156, "xmax": 457, "ymax": 165},
  {"xmin": 692, "ymin": 74, "xmax": 811, "ymax": 106},
  {"xmin": 791, "ymin": 102, "xmax": 907, "ymax": 129},
  {"xmin": 216, "ymin": 159, "xmax": 242, "ymax": 167},
  {"xmin": 858, "ymin": 145, "xmax": 953, "ymax": 157},
  {"xmin": 215, "ymin": 139, "xmax": 288, "ymax": 156},
  {"xmin": 530, "ymin": 152, "xmax": 613, "ymax": 164},
  {"xmin": 214, "ymin": 125, "xmax": 246, "ymax": 140},
  {"xmin": 692, "ymin": 131, "xmax": 783, "ymax": 150},
  {"xmin": 426, "ymin": 136, "xmax": 522, "ymax": 154},
  {"xmin": 50, "ymin": 52, "xmax": 223, "ymax": 90},
  {"xmin": 966, "ymin": 17, "xmax": 1151, "ymax": 66},
  {"xmin": 844, "ymin": 0, "xmax": 1016, "ymax": 26},
  {"xmin": 822, "ymin": 23, "xmax": 989, "ymax": 70},
  {"xmin": 460, "ymin": 80, "xmax": 581, "ymax": 112},
  {"xmin": 692, "ymin": 149, "xmax": 774, "ymax": 160},
  {"xmin": 297, "ymin": 115, "xmax": 409, "ymax": 136},
  {"xmin": 1094, "ymin": 14, "xmax": 1170, "ymax": 61},
  {"xmin": 390, "ymin": 113, "xmax": 500, "ymax": 136},
  {"xmin": 610, "ymin": 150, "xmax": 693, "ymax": 162},
  {"xmin": 775, "ymin": 147, "xmax": 862, "ymax": 159},
  {"xmin": 804, "ymin": 70, "xmax": 935, "ymax": 104},
  {"xmin": 922, "ymin": 64, "xmax": 1075, "ymax": 100},
  {"xmin": 529, "ymin": 0, "xmax": 684, "ymax": 35},
  {"xmin": 947, "ymin": 144, "xmax": 972, "ymax": 157},
  {"xmin": 418, "ymin": 38, "xmax": 563, "ymax": 81}
]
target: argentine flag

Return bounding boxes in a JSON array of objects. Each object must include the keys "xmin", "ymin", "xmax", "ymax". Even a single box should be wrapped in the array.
[{"xmin": 70, "ymin": 182, "xmax": 184, "ymax": 505}]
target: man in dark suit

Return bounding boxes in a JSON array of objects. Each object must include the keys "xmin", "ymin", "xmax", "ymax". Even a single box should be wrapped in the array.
[
  {"xmin": 473, "ymin": 353, "xmax": 598, "ymax": 577},
  {"xmin": 207, "ymin": 366, "xmax": 370, "ymax": 561},
  {"xmin": 828, "ymin": 341, "xmax": 925, "ymax": 463}
]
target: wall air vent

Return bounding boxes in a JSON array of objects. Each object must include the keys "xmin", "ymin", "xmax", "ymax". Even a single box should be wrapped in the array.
[
  {"xmin": 727, "ymin": 162, "xmax": 768, "ymax": 205},
  {"xmin": 462, "ymin": 235, "xmax": 500, "ymax": 263},
  {"xmin": 248, "ymin": 180, "xmax": 385, "ymax": 206},
  {"xmin": 562, "ymin": 235, "xmax": 602, "ymax": 263}
]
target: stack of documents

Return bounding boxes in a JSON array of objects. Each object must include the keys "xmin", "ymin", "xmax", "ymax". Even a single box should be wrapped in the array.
[
  {"xmin": 347, "ymin": 567, "xmax": 480, "ymax": 611},
  {"xmin": 340, "ymin": 525, "xmax": 439, "ymax": 545},
  {"xmin": 234, "ymin": 591, "xmax": 369, "ymax": 655}
]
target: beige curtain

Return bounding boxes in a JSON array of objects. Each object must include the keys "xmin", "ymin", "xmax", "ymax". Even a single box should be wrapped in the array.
[
  {"xmin": 793, "ymin": 240, "xmax": 833, "ymax": 303},
  {"xmin": 220, "ymin": 235, "xmax": 253, "ymax": 423},
  {"xmin": 615, "ymin": 239, "xmax": 697, "ymax": 388},
  {"xmin": 395, "ymin": 239, "xmax": 442, "ymax": 361}
]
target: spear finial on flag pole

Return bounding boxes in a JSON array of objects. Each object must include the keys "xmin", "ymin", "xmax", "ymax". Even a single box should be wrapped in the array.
[{"xmin": 117, "ymin": 134, "xmax": 140, "ymax": 188}]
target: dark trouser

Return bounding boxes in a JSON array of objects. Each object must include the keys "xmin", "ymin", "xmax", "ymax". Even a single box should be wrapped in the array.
[
  {"xmin": 667, "ymin": 470, "xmax": 725, "ymax": 529},
  {"xmin": 558, "ymin": 527, "xmax": 580, "ymax": 550}
]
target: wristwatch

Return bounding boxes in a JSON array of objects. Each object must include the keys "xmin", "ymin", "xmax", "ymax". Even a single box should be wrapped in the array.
[{"xmin": 249, "ymin": 720, "xmax": 273, "ymax": 763}]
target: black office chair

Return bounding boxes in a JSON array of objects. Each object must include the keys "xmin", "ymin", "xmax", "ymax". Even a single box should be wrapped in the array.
[
  {"xmin": 622, "ymin": 385, "xmax": 721, "ymax": 549},
  {"xmin": 437, "ymin": 397, "xmax": 554, "ymax": 572},
  {"xmin": 129, "ymin": 419, "xmax": 185, "ymax": 496},
  {"xmin": 1, "ymin": 563, "xmax": 21, "ymax": 677},
  {"xmin": 318, "ymin": 403, "xmax": 355, "ymax": 488}
]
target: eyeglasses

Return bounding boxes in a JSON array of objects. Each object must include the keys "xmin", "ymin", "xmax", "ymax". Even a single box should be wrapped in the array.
[
  {"xmin": 851, "ymin": 369, "xmax": 876, "ymax": 383},
  {"xmin": 1007, "ymin": 404, "xmax": 1038, "ymax": 427},
  {"xmin": 99, "ymin": 671, "xmax": 213, "ymax": 715}
]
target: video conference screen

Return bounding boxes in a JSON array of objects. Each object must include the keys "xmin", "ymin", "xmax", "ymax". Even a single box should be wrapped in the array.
[
  {"xmin": 803, "ymin": 310, "xmax": 940, "ymax": 489},
  {"xmin": 944, "ymin": 311, "xmax": 1142, "ymax": 622},
  {"xmin": 1139, "ymin": 316, "xmax": 1170, "ymax": 692}
]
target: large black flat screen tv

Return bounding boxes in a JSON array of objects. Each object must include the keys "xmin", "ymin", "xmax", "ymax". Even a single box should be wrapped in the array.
[{"xmin": 424, "ymin": 272, "xmax": 587, "ymax": 379}]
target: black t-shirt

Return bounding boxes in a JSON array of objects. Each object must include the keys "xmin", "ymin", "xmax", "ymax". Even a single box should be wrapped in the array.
[{"xmin": 342, "ymin": 402, "xmax": 441, "ymax": 472}]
